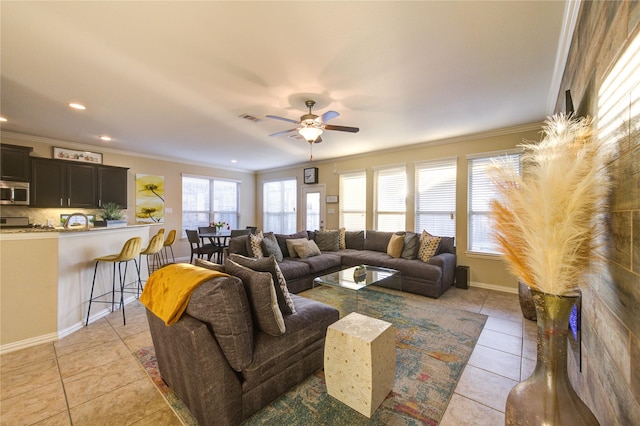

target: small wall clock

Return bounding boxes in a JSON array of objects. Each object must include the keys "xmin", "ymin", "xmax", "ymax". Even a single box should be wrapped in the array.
[{"xmin": 304, "ymin": 167, "xmax": 318, "ymax": 184}]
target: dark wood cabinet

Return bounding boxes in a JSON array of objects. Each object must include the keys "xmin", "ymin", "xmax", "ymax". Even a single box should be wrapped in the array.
[
  {"xmin": 97, "ymin": 166, "xmax": 128, "ymax": 207},
  {"xmin": 1, "ymin": 144, "xmax": 32, "ymax": 181},
  {"xmin": 30, "ymin": 158, "xmax": 127, "ymax": 208}
]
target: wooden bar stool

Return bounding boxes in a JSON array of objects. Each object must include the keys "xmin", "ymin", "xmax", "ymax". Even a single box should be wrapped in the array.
[{"xmin": 86, "ymin": 236, "xmax": 142, "ymax": 326}]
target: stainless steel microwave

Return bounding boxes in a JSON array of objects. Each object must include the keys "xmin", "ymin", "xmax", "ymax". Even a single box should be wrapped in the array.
[{"xmin": 0, "ymin": 181, "xmax": 30, "ymax": 205}]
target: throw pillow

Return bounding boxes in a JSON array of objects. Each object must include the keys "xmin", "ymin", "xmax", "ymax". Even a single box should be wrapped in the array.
[
  {"xmin": 228, "ymin": 254, "xmax": 296, "ymax": 314},
  {"xmin": 315, "ymin": 230, "xmax": 340, "ymax": 251},
  {"xmin": 401, "ymin": 231, "xmax": 420, "ymax": 260},
  {"xmin": 387, "ymin": 233, "xmax": 405, "ymax": 258},
  {"xmin": 339, "ymin": 227, "xmax": 346, "ymax": 250},
  {"xmin": 185, "ymin": 276, "xmax": 253, "ymax": 372},
  {"xmin": 228, "ymin": 235, "xmax": 250, "ymax": 257},
  {"xmin": 437, "ymin": 236, "xmax": 456, "ymax": 255},
  {"xmin": 194, "ymin": 258, "xmax": 225, "ymax": 273},
  {"xmin": 286, "ymin": 237, "xmax": 309, "ymax": 258},
  {"xmin": 344, "ymin": 230, "xmax": 365, "ymax": 250},
  {"xmin": 275, "ymin": 231, "xmax": 309, "ymax": 257},
  {"xmin": 418, "ymin": 230, "xmax": 442, "ymax": 262},
  {"xmin": 261, "ymin": 235, "xmax": 284, "ymax": 262},
  {"xmin": 291, "ymin": 239, "xmax": 321, "ymax": 259},
  {"xmin": 224, "ymin": 259, "xmax": 285, "ymax": 336},
  {"xmin": 249, "ymin": 231, "xmax": 264, "ymax": 258}
]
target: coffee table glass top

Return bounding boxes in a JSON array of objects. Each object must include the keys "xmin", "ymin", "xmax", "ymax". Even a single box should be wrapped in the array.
[{"xmin": 314, "ymin": 265, "xmax": 399, "ymax": 291}]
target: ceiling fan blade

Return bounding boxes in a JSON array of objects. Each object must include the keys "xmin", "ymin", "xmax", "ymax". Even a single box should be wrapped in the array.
[
  {"xmin": 269, "ymin": 128, "xmax": 298, "ymax": 137},
  {"xmin": 319, "ymin": 110, "xmax": 340, "ymax": 123},
  {"xmin": 324, "ymin": 124, "xmax": 359, "ymax": 133},
  {"xmin": 266, "ymin": 115, "xmax": 300, "ymax": 124},
  {"xmin": 314, "ymin": 136, "xmax": 323, "ymax": 143}
]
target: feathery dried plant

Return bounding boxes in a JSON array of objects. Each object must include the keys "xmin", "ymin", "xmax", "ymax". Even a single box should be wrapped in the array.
[{"xmin": 489, "ymin": 114, "xmax": 610, "ymax": 296}]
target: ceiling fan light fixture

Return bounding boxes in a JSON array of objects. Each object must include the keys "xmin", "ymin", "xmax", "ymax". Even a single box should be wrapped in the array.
[{"xmin": 299, "ymin": 126, "xmax": 323, "ymax": 142}]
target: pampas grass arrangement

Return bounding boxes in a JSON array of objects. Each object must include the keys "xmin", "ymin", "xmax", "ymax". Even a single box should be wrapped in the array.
[{"xmin": 489, "ymin": 114, "xmax": 610, "ymax": 296}]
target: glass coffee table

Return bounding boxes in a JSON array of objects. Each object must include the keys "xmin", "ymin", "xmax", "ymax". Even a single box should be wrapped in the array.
[{"xmin": 313, "ymin": 265, "xmax": 400, "ymax": 313}]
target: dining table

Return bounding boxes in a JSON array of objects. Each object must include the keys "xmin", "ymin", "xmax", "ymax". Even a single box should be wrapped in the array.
[{"xmin": 199, "ymin": 230, "xmax": 231, "ymax": 263}]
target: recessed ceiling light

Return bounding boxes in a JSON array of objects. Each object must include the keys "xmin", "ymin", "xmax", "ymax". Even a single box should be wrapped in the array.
[
  {"xmin": 0, "ymin": 117, "xmax": 7, "ymax": 122},
  {"xmin": 68, "ymin": 103, "xmax": 86, "ymax": 110},
  {"xmin": 231, "ymin": 159, "xmax": 238, "ymax": 163},
  {"xmin": 99, "ymin": 136, "xmax": 112, "ymax": 141}
]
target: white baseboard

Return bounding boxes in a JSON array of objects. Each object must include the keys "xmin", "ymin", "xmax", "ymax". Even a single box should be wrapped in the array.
[{"xmin": 470, "ymin": 281, "xmax": 518, "ymax": 294}]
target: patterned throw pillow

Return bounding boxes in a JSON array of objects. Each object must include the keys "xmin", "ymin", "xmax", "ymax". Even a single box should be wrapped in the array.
[
  {"xmin": 224, "ymin": 258, "xmax": 285, "ymax": 336},
  {"xmin": 315, "ymin": 230, "xmax": 340, "ymax": 251},
  {"xmin": 387, "ymin": 233, "xmax": 405, "ymax": 258},
  {"xmin": 228, "ymin": 254, "xmax": 296, "ymax": 314},
  {"xmin": 261, "ymin": 236, "xmax": 284, "ymax": 262},
  {"xmin": 249, "ymin": 231, "xmax": 264, "ymax": 258},
  {"xmin": 339, "ymin": 227, "xmax": 346, "ymax": 250},
  {"xmin": 418, "ymin": 230, "xmax": 442, "ymax": 262}
]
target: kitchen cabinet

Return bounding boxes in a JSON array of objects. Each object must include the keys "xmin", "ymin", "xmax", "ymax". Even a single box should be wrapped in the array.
[
  {"xmin": 30, "ymin": 158, "xmax": 128, "ymax": 208},
  {"xmin": 97, "ymin": 165, "xmax": 128, "ymax": 207},
  {"xmin": 31, "ymin": 158, "xmax": 96, "ymax": 208},
  {"xmin": 1, "ymin": 144, "xmax": 32, "ymax": 181}
]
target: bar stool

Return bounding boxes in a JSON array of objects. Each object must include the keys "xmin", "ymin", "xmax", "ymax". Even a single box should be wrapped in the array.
[
  {"xmin": 86, "ymin": 237, "xmax": 142, "ymax": 326},
  {"xmin": 138, "ymin": 231, "xmax": 166, "ymax": 286},
  {"xmin": 162, "ymin": 229, "xmax": 176, "ymax": 265}
]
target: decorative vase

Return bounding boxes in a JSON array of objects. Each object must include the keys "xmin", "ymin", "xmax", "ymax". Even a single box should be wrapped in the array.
[
  {"xmin": 518, "ymin": 281, "xmax": 537, "ymax": 321},
  {"xmin": 505, "ymin": 291, "xmax": 599, "ymax": 426}
]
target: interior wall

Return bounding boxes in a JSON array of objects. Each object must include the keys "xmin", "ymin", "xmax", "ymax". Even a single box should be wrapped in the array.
[
  {"xmin": 556, "ymin": 1, "xmax": 640, "ymax": 423},
  {"xmin": 257, "ymin": 125, "xmax": 543, "ymax": 293},
  {"xmin": 0, "ymin": 134, "xmax": 257, "ymax": 261}
]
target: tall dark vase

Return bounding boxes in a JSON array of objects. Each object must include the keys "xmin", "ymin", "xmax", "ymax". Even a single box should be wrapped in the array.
[{"xmin": 505, "ymin": 291, "xmax": 599, "ymax": 425}]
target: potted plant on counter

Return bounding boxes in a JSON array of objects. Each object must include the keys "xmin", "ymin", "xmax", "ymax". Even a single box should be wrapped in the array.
[{"xmin": 94, "ymin": 202, "xmax": 128, "ymax": 228}]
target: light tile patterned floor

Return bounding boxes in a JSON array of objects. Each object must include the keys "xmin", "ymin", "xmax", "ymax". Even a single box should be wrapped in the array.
[{"xmin": 0, "ymin": 286, "xmax": 533, "ymax": 425}]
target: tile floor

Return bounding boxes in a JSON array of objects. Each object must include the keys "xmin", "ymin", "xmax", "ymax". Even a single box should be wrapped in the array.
[{"xmin": 0, "ymin": 286, "xmax": 536, "ymax": 425}]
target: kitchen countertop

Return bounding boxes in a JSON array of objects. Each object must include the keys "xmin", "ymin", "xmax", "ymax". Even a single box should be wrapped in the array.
[{"xmin": 0, "ymin": 224, "xmax": 155, "ymax": 238}]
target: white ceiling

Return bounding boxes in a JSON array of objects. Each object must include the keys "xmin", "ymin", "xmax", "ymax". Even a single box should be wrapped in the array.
[{"xmin": 1, "ymin": 1, "xmax": 569, "ymax": 172}]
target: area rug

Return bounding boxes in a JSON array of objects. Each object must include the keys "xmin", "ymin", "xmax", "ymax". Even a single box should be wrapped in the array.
[{"xmin": 135, "ymin": 286, "xmax": 487, "ymax": 425}]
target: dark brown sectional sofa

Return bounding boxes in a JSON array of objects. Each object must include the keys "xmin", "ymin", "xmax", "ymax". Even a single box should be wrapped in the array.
[{"xmin": 228, "ymin": 229, "xmax": 456, "ymax": 299}]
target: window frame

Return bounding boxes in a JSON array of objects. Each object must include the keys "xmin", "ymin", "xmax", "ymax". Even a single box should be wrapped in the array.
[
  {"xmin": 181, "ymin": 174, "xmax": 240, "ymax": 237},
  {"xmin": 339, "ymin": 169, "xmax": 367, "ymax": 231},
  {"xmin": 414, "ymin": 157, "xmax": 457, "ymax": 237},
  {"xmin": 262, "ymin": 177, "xmax": 297, "ymax": 234},
  {"xmin": 373, "ymin": 164, "xmax": 407, "ymax": 232}
]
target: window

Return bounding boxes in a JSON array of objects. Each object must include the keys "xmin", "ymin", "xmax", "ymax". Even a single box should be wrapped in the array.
[
  {"xmin": 263, "ymin": 179, "xmax": 297, "ymax": 234},
  {"xmin": 182, "ymin": 175, "xmax": 239, "ymax": 237},
  {"xmin": 468, "ymin": 151, "xmax": 521, "ymax": 254},
  {"xmin": 415, "ymin": 158, "xmax": 457, "ymax": 237},
  {"xmin": 374, "ymin": 165, "xmax": 406, "ymax": 231},
  {"xmin": 339, "ymin": 171, "xmax": 366, "ymax": 230}
]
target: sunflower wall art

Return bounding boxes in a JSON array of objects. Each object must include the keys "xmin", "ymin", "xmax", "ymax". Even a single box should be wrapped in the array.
[{"xmin": 136, "ymin": 174, "xmax": 165, "ymax": 223}]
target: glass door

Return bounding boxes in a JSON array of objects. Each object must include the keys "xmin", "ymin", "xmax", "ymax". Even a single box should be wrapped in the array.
[{"xmin": 301, "ymin": 185, "xmax": 325, "ymax": 231}]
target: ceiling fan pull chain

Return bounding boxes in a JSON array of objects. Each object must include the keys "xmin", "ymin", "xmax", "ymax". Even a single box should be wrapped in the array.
[{"xmin": 309, "ymin": 142, "xmax": 313, "ymax": 161}]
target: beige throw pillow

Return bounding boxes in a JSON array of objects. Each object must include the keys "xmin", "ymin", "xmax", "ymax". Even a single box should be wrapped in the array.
[
  {"xmin": 418, "ymin": 230, "xmax": 442, "ymax": 262},
  {"xmin": 286, "ymin": 237, "xmax": 309, "ymax": 258},
  {"xmin": 387, "ymin": 233, "xmax": 405, "ymax": 258},
  {"xmin": 291, "ymin": 239, "xmax": 321, "ymax": 259},
  {"xmin": 249, "ymin": 231, "xmax": 264, "ymax": 258}
]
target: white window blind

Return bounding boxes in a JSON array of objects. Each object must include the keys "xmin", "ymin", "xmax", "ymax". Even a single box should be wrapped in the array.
[
  {"xmin": 339, "ymin": 171, "xmax": 366, "ymax": 230},
  {"xmin": 374, "ymin": 165, "xmax": 406, "ymax": 231},
  {"xmin": 415, "ymin": 158, "xmax": 457, "ymax": 237},
  {"xmin": 263, "ymin": 179, "xmax": 297, "ymax": 234},
  {"xmin": 182, "ymin": 175, "xmax": 239, "ymax": 237},
  {"xmin": 468, "ymin": 153, "xmax": 521, "ymax": 254},
  {"xmin": 598, "ymin": 30, "xmax": 640, "ymax": 149}
]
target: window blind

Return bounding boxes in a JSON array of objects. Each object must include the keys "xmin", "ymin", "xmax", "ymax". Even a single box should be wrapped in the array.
[
  {"xmin": 374, "ymin": 165, "xmax": 406, "ymax": 231},
  {"xmin": 263, "ymin": 179, "xmax": 297, "ymax": 234},
  {"xmin": 415, "ymin": 157, "xmax": 457, "ymax": 237},
  {"xmin": 339, "ymin": 171, "xmax": 366, "ymax": 230},
  {"xmin": 182, "ymin": 176, "xmax": 239, "ymax": 237}
]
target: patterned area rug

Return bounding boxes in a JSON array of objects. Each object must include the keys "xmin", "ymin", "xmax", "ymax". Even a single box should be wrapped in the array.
[{"xmin": 135, "ymin": 286, "xmax": 486, "ymax": 425}]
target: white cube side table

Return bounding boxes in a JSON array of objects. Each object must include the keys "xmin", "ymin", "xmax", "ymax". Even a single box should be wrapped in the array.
[{"xmin": 324, "ymin": 312, "xmax": 396, "ymax": 418}]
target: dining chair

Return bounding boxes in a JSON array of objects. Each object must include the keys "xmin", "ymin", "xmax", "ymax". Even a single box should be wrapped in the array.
[
  {"xmin": 246, "ymin": 226, "xmax": 258, "ymax": 234},
  {"xmin": 198, "ymin": 226, "xmax": 225, "ymax": 262},
  {"xmin": 230, "ymin": 228, "xmax": 252, "ymax": 238},
  {"xmin": 186, "ymin": 229, "xmax": 219, "ymax": 264}
]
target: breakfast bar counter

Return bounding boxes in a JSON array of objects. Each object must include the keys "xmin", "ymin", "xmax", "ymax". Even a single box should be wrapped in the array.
[{"xmin": 0, "ymin": 225, "xmax": 154, "ymax": 352}]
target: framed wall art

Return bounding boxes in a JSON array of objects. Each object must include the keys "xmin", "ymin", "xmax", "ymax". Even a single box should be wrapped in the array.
[{"xmin": 53, "ymin": 147, "xmax": 103, "ymax": 164}]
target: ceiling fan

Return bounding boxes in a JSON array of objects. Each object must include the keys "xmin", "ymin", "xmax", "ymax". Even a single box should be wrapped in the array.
[{"xmin": 266, "ymin": 100, "xmax": 359, "ymax": 144}]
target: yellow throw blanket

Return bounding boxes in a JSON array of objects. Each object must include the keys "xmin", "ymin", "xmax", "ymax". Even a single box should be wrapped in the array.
[{"xmin": 140, "ymin": 263, "xmax": 229, "ymax": 326}]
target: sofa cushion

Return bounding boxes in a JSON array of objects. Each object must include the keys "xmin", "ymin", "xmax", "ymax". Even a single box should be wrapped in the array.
[
  {"xmin": 340, "ymin": 250, "xmax": 392, "ymax": 267},
  {"xmin": 295, "ymin": 252, "xmax": 342, "ymax": 274},
  {"xmin": 382, "ymin": 257, "xmax": 443, "ymax": 282},
  {"xmin": 228, "ymin": 235, "xmax": 251, "ymax": 257},
  {"xmin": 401, "ymin": 231, "xmax": 420, "ymax": 260},
  {"xmin": 438, "ymin": 236, "xmax": 456, "ymax": 254},
  {"xmin": 418, "ymin": 230, "xmax": 442, "ymax": 262},
  {"xmin": 194, "ymin": 257, "xmax": 226, "ymax": 272},
  {"xmin": 224, "ymin": 259, "xmax": 285, "ymax": 336},
  {"xmin": 228, "ymin": 254, "xmax": 296, "ymax": 314},
  {"xmin": 185, "ymin": 276, "xmax": 253, "ymax": 372},
  {"xmin": 364, "ymin": 230, "xmax": 393, "ymax": 252},
  {"xmin": 387, "ymin": 233, "xmax": 405, "ymax": 258},
  {"xmin": 242, "ymin": 294, "xmax": 339, "ymax": 391},
  {"xmin": 315, "ymin": 230, "xmax": 340, "ymax": 251},
  {"xmin": 275, "ymin": 231, "xmax": 308, "ymax": 258},
  {"xmin": 344, "ymin": 230, "xmax": 365, "ymax": 250},
  {"xmin": 277, "ymin": 259, "xmax": 311, "ymax": 281},
  {"xmin": 290, "ymin": 239, "xmax": 321, "ymax": 259}
]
